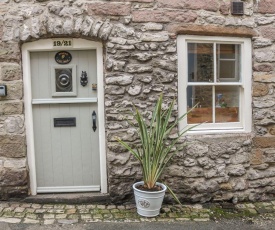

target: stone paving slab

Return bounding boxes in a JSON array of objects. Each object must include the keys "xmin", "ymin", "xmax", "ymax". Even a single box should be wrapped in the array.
[{"xmin": 0, "ymin": 201, "xmax": 274, "ymax": 225}]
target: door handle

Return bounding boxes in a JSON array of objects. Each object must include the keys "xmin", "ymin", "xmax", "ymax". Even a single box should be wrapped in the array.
[{"xmin": 92, "ymin": 111, "xmax": 97, "ymax": 132}]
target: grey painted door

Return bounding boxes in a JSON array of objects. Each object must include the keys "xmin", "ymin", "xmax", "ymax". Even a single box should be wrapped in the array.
[{"xmin": 31, "ymin": 50, "xmax": 100, "ymax": 193}]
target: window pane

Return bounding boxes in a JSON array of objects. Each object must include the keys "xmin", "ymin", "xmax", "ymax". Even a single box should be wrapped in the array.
[
  {"xmin": 218, "ymin": 44, "xmax": 236, "ymax": 59},
  {"xmin": 215, "ymin": 86, "xmax": 239, "ymax": 123},
  {"xmin": 188, "ymin": 43, "xmax": 214, "ymax": 82},
  {"xmin": 217, "ymin": 44, "xmax": 240, "ymax": 82},
  {"xmin": 187, "ymin": 86, "xmax": 213, "ymax": 124},
  {"xmin": 219, "ymin": 61, "xmax": 236, "ymax": 79}
]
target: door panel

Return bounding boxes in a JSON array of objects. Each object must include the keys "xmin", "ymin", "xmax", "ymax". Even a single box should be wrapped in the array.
[
  {"xmin": 31, "ymin": 50, "xmax": 97, "ymax": 100},
  {"xmin": 31, "ymin": 50, "xmax": 100, "ymax": 193}
]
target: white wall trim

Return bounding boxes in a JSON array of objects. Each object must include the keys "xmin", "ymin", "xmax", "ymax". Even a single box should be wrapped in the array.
[
  {"xmin": 22, "ymin": 38, "xmax": 108, "ymax": 195},
  {"xmin": 22, "ymin": 43, "xmax": 37, "ymax": 195}
]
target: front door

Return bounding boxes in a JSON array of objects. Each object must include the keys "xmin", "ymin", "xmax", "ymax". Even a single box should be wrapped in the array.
[{"xmin": 30, "ymin": 50, "xmax": 100, "ymax": 193}]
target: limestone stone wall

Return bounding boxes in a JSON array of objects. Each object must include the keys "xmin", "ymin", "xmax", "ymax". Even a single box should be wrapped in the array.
[{"xmin": 0, "ymin": 0, "xmax": 274, "ymax": 203}]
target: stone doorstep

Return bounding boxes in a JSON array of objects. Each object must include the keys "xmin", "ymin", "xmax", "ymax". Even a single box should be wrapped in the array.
[{"xmin": 23, "ymin": 193, "xmax": 111, "ymax": 205}]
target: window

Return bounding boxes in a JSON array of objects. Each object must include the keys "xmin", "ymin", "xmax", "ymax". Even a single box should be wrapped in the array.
[{"xmin": 177, "ymin": 36, "xmax": 252, "ymax": 133}]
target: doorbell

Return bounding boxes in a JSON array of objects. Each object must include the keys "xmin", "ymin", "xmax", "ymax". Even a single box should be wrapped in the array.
[{"xmin": 0, "ymin": 85, "xmax": 7, "ymax": 97}]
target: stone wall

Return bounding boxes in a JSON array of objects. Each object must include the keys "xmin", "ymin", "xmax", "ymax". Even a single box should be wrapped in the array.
[{"xmin": 0, "ymin": 0, "xmax": 274, "ymax": 203}]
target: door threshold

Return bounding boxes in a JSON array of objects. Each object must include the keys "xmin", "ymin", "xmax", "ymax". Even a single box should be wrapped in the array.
[{"xmin": 24, "ymin": 192, "xmax": 111, "ymax": 204}]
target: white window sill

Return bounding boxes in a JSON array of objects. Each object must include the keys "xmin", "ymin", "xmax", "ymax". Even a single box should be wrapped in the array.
[{"xmin": 186, "ymin": 128, "xmax": 251, "ymax": 135}]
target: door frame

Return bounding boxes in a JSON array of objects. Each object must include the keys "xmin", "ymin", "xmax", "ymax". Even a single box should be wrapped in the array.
[{"xmin": 22, "ymin": 38, "xmax": 107, "ymax": 195}]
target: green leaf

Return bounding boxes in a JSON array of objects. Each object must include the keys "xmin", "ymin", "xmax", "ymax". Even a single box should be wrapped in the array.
[{"xmin": 165, "ymin": 183, "xmax": 182, "ymax": 205}]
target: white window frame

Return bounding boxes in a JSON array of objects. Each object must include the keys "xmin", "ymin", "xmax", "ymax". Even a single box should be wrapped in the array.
[{"xmin": 177, "ymin": 35, "xmax": 252, "ymax": 134}]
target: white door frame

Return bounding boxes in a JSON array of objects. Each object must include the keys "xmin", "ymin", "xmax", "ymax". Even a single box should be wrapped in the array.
[{"xmin": 22, "ymin": 39, "xmax": 107, "ymax": 195}]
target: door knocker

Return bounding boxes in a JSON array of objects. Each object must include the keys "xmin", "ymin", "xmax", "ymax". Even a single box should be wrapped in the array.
[{"xmin": 80, "ymin": 71, "xmax": 88, "ymax": 87}]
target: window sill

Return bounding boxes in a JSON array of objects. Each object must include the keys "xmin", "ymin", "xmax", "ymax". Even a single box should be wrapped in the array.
[{"xmin": 186, "ymin": 127, "xmax": 250, "ymax": 135}]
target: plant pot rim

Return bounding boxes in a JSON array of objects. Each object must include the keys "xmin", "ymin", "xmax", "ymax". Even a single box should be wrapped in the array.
[{"xmin": 133, "ymin": 181, "xmax": 167, "ymax": 194}]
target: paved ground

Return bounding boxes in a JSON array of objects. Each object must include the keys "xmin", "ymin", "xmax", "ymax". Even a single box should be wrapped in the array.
[
  {"xmin": 0, "ymin": 200, "xmax": 274, "ymax": 229},
  {"xmin": 0, "ymin": 219, "xmax": 275, "ymax": 230}
]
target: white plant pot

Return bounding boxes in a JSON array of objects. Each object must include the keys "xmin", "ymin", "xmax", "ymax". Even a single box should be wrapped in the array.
[{"xmin": 133, "ymin": 181, "xmax": 167, "ymax": 217}]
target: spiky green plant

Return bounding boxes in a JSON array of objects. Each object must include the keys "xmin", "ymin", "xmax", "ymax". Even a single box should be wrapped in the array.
[{"xmin": 117, "ymin": 94, "xmax": 198, "ymax": 193}]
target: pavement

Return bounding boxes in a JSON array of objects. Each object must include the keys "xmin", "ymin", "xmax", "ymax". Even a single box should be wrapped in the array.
[
  {"xmin": 0, "ymin": 200, "xmax": 274, "ymax": 229},
  {"xmin": 1, "ymin": 219, "xmax": 275, "ymax": 230}
]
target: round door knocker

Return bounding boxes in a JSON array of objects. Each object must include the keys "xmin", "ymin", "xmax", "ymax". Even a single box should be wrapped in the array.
[
  {"xmin": 55, "ymin": 69, "xmax": 72, "ymax": 92},
  {"xmin": 59, "ymin": 74, "xmax": 70, "ymax": 86}
]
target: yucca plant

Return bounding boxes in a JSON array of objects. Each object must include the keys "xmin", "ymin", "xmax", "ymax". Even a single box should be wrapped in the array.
[{"xmin": 117, "ymin": 94, "xmax": 198, "ymax": 199}]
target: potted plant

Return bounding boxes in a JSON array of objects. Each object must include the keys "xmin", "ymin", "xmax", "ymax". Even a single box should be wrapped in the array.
[{"xmin": 116, "ymin": 94, "xmax": 197, "ymax": 217}]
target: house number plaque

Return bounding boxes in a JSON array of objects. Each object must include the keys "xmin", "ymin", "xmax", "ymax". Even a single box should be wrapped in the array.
[{"xmin": 53, "ymin": 39, "xmax": 73, "ymax": 48}]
